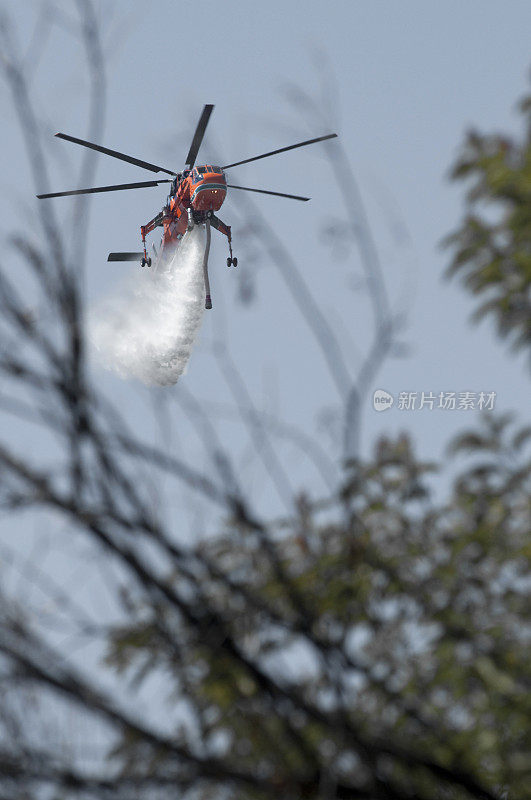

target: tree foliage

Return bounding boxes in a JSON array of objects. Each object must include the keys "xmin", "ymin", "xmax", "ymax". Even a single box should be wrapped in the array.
[
  {"xmin": 445, "ymin": 90, "xmax": 531, "ymax": 362},
  {"xmin": 103, "ymin": 416, "xmax": 530, "ymax": 800}
]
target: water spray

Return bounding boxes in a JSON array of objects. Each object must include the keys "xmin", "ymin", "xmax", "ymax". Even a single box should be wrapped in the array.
[{"xmin": 89, "ymin": 228, "xmax": 207, "ymax": 386}]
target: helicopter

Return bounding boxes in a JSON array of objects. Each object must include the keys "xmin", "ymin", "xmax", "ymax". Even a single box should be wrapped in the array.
[{"xmin": 37, "ymin": 105, "xmax": 337, "ymax": 309}]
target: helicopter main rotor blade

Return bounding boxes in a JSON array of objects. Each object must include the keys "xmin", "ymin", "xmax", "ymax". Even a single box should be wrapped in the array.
[
  {"xmin": 108, "ymin": 253, "xmax": 144, "ymax": 262},
  {"xmin": 227, "ymin": 184, "xmax": 309, "ymax": 201},
  {"xmin": 55, "ymin": 133, "xmax": 177, "ymax": 176},
  {"xmin": 222, "ymin": 133, "xmax": 337, "ymax": 170},
  {"xmin": 185, "ymin": 104, "xmax": 214, "ymax": 169},
  {"xmin": 37, "ymin": 179, "xmax": 172, "ymax": 199}
]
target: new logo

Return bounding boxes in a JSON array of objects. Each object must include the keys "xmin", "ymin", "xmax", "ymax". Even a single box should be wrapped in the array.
[{"xmin": 373, "ymin": 389, "xmax": 394, "ymax": 411}]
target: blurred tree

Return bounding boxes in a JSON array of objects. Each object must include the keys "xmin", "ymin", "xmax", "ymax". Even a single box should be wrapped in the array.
[
  {"xmin": 102, "ymin": 415, "xmax": 529, "ymax": 800},
  {"xmin": 444, "ymin": 89, "xmax": 531, "ymax": 364},
  {"xmin": 0, "ymin": 6, "xmax": 529, "ymax": 800}
]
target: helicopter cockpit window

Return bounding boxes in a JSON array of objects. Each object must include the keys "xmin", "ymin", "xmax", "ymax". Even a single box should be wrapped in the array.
[
  {"xmin": 192, "ymin": 169, "xmax": 201, "ymax": 182},
  {"xmin": 197, "ymin": 166, "xmax": 208, "ymax": 174},
  {"xmin": 211, "ymin": 166, "xmax": 222, "ymax": 174}
]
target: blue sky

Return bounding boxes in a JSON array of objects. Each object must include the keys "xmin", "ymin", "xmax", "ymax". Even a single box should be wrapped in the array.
[
  {"xmin": 2, "ymin": 0, "xmax": 531, "ymax": 506},
  {"xmin": 1, "ymin": 0, "xmax": 530, "ymax": 742}
]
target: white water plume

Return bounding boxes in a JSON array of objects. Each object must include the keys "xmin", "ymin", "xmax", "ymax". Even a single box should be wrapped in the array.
[{"xmin": 89, "ymin": 228, "xmax": 206, "ymax": 386}]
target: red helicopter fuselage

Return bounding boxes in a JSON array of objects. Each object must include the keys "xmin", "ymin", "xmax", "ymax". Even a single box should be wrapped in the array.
[
  {"xmin": 186, "ymin": 166, "xmax": 227, "ymax": 212},
  {"xmin": 171, "ymin": 166, "xmax": 226, "ymax": 236},
  {"xmin": 36, "ymin": 105, "xmax": 337, "ymax": 307},
  {"xmin": 141, "ymin": 166, "xmax": 228, "ymax": 250}
]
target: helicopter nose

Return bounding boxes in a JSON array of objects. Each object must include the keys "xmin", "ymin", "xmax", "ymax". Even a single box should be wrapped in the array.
[{"xmin": 191, "ymin": 178, "xmax": 227, "ymax": 211}]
